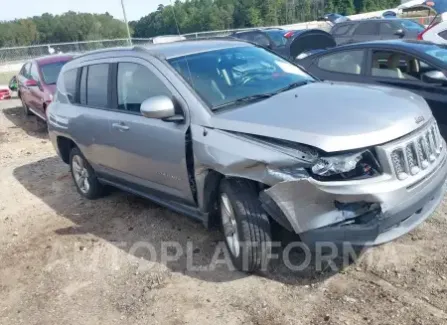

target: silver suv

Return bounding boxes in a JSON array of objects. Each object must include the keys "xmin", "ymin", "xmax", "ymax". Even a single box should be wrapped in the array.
[{"xmin": 47, "ymin": 40, "xmax": 447, "ymax": 272}]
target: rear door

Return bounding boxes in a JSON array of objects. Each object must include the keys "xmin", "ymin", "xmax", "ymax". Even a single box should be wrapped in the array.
[
  {"xmin": 62, "ymin": 64, "xmax": 114, "ymax": 171},
  {"xmin": 350, "ymin": 21, "xmax": 380, "ymax": 43},
  {"xmin": 106, "ymin": 58, "xmax": 194, "ymax": 203}
]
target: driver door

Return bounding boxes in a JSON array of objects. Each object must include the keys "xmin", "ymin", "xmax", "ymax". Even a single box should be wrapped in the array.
[
  {"xmin": 365, "ymin": 48, "xmax": 447, "ymax": 137},
  {"xmin": 105, "ymin": 58, "xmax": 195, "ymax": 204}
]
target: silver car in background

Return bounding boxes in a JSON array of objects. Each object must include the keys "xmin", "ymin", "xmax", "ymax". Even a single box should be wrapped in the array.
[{"xmin": 47, "ymin": 40, "xmax": 447, "ymax": 272}]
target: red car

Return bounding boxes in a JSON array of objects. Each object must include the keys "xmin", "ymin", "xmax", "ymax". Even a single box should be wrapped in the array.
[
  {"xmin": 17, "ymin": 55, "xmax": 73, "ymax": 120},
  {"xmin": 0, "ymin": 87, "xmax": 11, "ymax": 100}
]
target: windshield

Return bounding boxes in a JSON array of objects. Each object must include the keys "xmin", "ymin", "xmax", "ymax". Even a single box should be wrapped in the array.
[
  {"xmin": 424, "ymin": 46, "xmax": 447, "ymax": 63},
  {"xmin": 168, "ymin": 46, "xmax": 313, "ymax": 110},
  {"xmin": 40, "ymin": 61, "xmax": 69, "ymax": 84},
  {"xmin": 265, "ymin": 30, "xmax": 288, "ymax": 46},
  {"xmin": 399, "ymin": 20, "xmax": 425, "ymax": 32}
]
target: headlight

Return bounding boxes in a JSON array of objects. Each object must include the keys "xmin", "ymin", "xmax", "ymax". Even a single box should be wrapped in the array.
[
  {"xmin": 311, "ymin": 150, "xmax": 381, "ymax": 181},
  {"xmin": 312, "ymin": 152, "xmax": 362, "ymax": 176}
]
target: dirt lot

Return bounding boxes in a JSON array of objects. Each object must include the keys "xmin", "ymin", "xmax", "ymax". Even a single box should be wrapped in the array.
[{"xmin": 1, "ymin": 98, "xmax": 447, "ymax": 325}]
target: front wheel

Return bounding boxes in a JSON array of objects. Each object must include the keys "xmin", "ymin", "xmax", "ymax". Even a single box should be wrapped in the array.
[{"xmin": 219, "ymin": 178, "xmax": 272, "ymax": 272}]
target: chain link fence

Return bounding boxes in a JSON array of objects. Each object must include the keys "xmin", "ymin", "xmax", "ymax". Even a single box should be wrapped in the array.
[{"xmin": 0, "ymin": 38, "xmax": 153, "ymax": 74}]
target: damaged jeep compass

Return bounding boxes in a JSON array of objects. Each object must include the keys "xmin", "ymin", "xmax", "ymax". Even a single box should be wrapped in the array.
[{"xmin": 47, "ymin": 40, "xmax": 447, "ymax": 272}]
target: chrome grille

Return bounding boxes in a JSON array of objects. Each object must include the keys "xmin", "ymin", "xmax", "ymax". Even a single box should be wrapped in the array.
[{"xmin": 390, "ymin": 122, "xmax": 443, "ymax": 180}]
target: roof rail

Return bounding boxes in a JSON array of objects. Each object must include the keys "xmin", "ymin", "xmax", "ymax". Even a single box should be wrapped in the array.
[{"xmin": 72, "ymin": 46, "xmax": 134, "ymax": 60}]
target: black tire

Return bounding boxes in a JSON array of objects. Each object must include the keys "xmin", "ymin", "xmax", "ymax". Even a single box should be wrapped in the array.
[
  {"xmin": 219, "ymin": 178, "xmax": 272, "ymax": 272},
  {"xmin": 21, "ymin": 97, "xmax": 32, "ymax": 116},
  {"xmin": 69, "ymin": 147, "xmax": 104, "ymax": 199}
]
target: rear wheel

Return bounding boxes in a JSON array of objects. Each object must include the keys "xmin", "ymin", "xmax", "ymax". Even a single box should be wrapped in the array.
[
  {"xmin": 69, "ymin": 147, "xmax": 104, "ymax": 199},
  {"xmin": 219, "ymin": 178, "xmax": 272, "ymax": 272}
]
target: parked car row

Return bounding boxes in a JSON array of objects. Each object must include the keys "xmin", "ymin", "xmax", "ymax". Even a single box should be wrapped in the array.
[
  {"xmin": 7, "ymin": 22, "xmax": 447, "ymax": 273},
  {"xmin": 230, "ymin": 23, "xmax": 447, "ymax": 139}
]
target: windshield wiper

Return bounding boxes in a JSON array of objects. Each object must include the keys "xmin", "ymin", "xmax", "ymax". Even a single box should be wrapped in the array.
[
  {"xmin": 212, "ymin": 80, "xmax": 313, "ymax": 111},
  {"xmin": 213, "ymin": 93, "xmax": 273, "ymax": 110},
  {"xmin": 272, "ymin": 80, "xmax": 313, "ymax": 95}
]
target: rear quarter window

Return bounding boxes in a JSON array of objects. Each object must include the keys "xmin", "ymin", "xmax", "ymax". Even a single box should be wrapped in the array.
[
  {"xmin": 439, "ymin": 30, "xmax": 447, "ymax": 40},
  {"xmin": 63, "ymin": 69, "xmax": 78, "ymax": 104}
]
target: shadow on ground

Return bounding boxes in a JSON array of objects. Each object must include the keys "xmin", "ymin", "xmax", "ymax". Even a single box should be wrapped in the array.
[
  {"xmin": 14, "ymin": 157, "xmax": 363, "ymax": 285},
  {"xmin": 2, "ymin": 105, "xmax": 48, "ymax": 139}
]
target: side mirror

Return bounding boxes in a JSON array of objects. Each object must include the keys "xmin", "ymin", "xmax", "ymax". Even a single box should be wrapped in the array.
[
  {"xmin": 8, "ymin": 76, "xmax": 17, "ymax": 91},
  {"xmin": 422, "ymin": 70, "xmax": 447, "ymax": 84},
  {"xmin": 394, "ymin": 29, "xmax": 405, "ymax": 38},
  {"xmin": 140, "ymin": 95, "xmax": 183, "ymax": 122}
]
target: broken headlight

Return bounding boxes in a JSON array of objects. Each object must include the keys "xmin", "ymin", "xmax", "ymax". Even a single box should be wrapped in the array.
[{"xmin": 311, "ymin": 150, "xmax": 381, "ymax": 181}]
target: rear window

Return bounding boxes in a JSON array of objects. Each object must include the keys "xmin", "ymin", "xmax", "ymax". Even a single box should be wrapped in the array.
[
  {"xmin": 41, "ymin": 61, "xmax": 69, "ymax": 85},
  {"xmin": 399, "ymin": 20, "xmax": 424, "ymax": 32}
]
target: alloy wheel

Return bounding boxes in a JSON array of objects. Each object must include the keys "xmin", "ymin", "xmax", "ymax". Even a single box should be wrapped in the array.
[{"xmin": 72, "ymin": 155, "xmax": 90, "ymax": 194}]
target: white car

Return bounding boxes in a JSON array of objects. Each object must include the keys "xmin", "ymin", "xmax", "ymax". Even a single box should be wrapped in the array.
[
  {"xmin": 418, "ymin": 13, "xmax": 447, "ymax": 43},
  {"xmin": 152, "ymin": 35, "xmax": 186, "ymax": 44}
]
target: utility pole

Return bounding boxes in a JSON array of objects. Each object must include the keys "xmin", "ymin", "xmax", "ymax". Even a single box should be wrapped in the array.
[{"xmin": 120, "ymin": 0, "xmax": 132, "ymax": 46}]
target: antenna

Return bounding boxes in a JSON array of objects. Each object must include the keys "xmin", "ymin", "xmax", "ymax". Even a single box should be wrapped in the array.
[
  {"xmin": 120, "ymin": 0, "xmax": 133, "ymax": 46},
  {"xmin": 169, "ymin": 0, "xmax": 182, "ymax": 36},
  {"xmin": 168, "ymin": 0, "xmax": 194, "ymax": 95}
]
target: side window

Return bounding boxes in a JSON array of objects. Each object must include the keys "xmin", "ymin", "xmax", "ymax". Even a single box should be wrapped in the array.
[
  {"xmin": 79, "ymin": 67, "xmax": 87, "ymax": 105},
  {"xmin": 354, "ymin": 22, "xmax": 379, "ymax": 35},
  {"xmin": 63, "ymin": 69, "xmax": 78, "ymax": 104},
  {"xmin": 317, "ymin": 50, "xmax": 364, "ymax": 75},
  {"xmin": 379, "ymin": 22, "xmax": 397, "ymax": 35},
  {"xmin": 30, "ymin": 63, "xmax": 40, "ymax": 81},
  {"xmin": 370, "ymin": 50, "xmax": 439, "ymax": 81},
  {"xmin": 438, "ymin": 30, "xmax": 447, "ymax": 40},
  {"xmin": 86, "ymin": 64, "xmax": 109, "ymax": 108},
  {"xmin": 117, "ymin": 62, "xmax": 171, "ymax": 113},
  {"xmin": 332, "ymin": 24, "xmax": 352, "ymax": 36},
  {"xmin": 236, "ymin": 32, "xmax": 270, "ymax": 47}
]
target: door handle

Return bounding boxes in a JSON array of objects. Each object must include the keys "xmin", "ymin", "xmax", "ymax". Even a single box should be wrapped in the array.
[{"xmin": 112, "ymin": 122, "xmax": 130, "ymax": 131}]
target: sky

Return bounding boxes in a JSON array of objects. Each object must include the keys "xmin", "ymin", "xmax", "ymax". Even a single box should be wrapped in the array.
[{"xmin": 0, "ymin": 0, "xmax": 171, "ymax": 22}]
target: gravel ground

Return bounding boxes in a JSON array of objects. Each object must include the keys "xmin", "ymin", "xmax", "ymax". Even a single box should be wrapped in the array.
[{"xmin": 1, "ymin": 99, "xmax": 447, "ymax": 325}]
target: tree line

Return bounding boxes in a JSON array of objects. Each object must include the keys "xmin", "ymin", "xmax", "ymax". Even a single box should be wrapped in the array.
[{"xmin": 0, "ymin": 0, "xmax": 401, "ymax": 47}]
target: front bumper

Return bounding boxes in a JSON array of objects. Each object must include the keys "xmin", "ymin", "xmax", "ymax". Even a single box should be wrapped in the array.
[{"xmin": 261, "ymin": 148, "xmax": 447, "ymax": 247}]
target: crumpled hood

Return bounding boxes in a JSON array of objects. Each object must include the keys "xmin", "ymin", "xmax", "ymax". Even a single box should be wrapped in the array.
[{"xmin": 209, "ymin": 82, "xmax": 433, "ymax": 152}]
